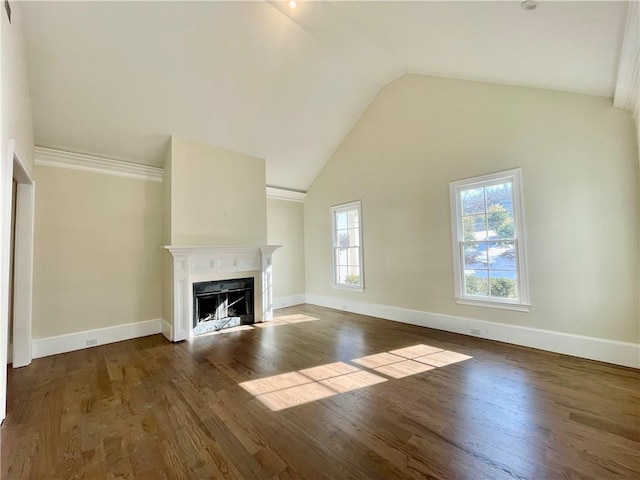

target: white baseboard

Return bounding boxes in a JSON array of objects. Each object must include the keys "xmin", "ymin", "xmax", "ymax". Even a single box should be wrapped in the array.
[
  {"xmin": 161, "ymin": 319, "xmax": 172, "ymax": 341},
  {"xmin": 306, "ymin": 294, "xmax": 640, "ymax": 369},
  {"xmin": 273, "ymin": 294, "xmax": 307, "ymax": 310},
  {"xmin": 32, "ymin": 318, "xmax": 163, "ymax": 359}
]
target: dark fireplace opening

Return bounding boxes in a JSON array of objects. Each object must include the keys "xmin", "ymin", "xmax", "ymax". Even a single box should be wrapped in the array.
[{"xmin": 193, "ymin": 277, "xmax": 254, "ymax": 335}]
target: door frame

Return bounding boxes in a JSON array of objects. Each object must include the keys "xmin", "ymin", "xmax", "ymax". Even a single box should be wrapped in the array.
[
  {"xmin": 10, "ymin": 140, "xmax": 34, "ymax": 368},
  {"xmin": 0, "ymin": 139, "xmax": 34, "ymax": 422}
]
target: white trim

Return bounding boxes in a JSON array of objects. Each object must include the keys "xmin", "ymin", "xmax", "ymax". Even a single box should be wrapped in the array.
[
  {"xmin": 449, "ymin": 168, "xmax": 530, "ymax": 310},
  {"xmin": 32, "ymin": 318, "xmax": 163, "ymax": 359},
  {"xmin": 306, "ymin": 294, "xmax": 640, "ymax": 369},
  {"xmin": 614, "ymin": 1, "xmax": 639, "ymax": 115},
  {"xmin": 266, "ymin": 186, "xmax": 306, "ymax": 202},
  {"xmin": 272, "ymin": 294, "xmax": 307, "ymax": 309},
  {"xmin": 11, "ymin": 141, "xmax": 32, "ymax": 183},
  {"xmin": 34, "ymin": 147, "xmax": 163, "ymax": 182},
  {"xmin": 455, "ymin": 298, "xmax": 530, "ymax": 312},
  {"xmin": 161, "ymin": 319, "xmax": 172, "ymax": 341}
]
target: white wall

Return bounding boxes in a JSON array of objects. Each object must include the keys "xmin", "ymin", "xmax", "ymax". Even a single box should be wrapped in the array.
[
  {"xmin": 32, "ymin": 166, "xmax": 163, "ymax": 338},
  {"xmin": 1, "ymin": 3, "xmax": 34, "ymax": 172},
  {"xmin": 168, "ymin": 136, "xmax": 267, "ymax": 246},
  {"xmin": 267, "ymin": 198, "xmax": 305, "ymax": 302},
  {"xmin": 305, "ymin": 74, "xmax": 639, "ymax": 345},
  {"xmin": 1, "ymin": 2, "xmax": 35, "ymax": 419}
]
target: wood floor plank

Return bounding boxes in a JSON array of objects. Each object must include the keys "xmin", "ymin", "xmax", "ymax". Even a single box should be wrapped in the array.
[{"xmin": 2, "ymin": 304, "xmax": 639, "ymax": 479}]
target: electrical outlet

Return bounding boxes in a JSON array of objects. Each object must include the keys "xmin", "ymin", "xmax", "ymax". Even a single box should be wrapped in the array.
[
  {"xmin": 86, "ymin": 338, "xmax": 98, "ymax": 346},
  {"xmin": 470, "ymin": 328, "xmax": 482, "ymax": 336}
]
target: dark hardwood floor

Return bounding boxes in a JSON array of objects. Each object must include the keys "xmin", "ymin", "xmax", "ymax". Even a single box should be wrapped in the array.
[{"xmin": 2, "ymin": 304, "xmax": 639, "ymax": 479}]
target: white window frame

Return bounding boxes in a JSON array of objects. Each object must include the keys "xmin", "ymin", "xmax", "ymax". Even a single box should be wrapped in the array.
[
  {"xmin": 331, "ymin": 200, "xmax": 364, "ymax": 291},
  {"xmin": 449, "ymin": 168, "xmax": 530, "ymax": 312}
]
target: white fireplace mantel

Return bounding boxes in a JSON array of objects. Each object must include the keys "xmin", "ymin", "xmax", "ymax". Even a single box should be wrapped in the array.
[{"xmin": 164, "ymin": 245, "xmax": 281, "ymax": 341}]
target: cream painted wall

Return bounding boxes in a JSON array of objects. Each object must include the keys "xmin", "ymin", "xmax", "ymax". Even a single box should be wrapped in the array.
[
  {"xmin": 32, "ymin": 166, "xmax": 163, "ymax": 338},
  {"xmin": 305, "ymin": 74, "xmax": 639, "ymax": 343},
  {"xmin": 267, "ymin": 198, "xmax": 305, "ymax": 299},
  {"xmin": 169, "ymin": 136, "xmax": 267, "ymax": 246},
  {"xmin": 2, "ymin": 2, "xmax": 34, "ymax": 172}
]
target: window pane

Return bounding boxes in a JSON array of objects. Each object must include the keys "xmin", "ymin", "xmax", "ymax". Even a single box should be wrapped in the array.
[
  {"xmin": 336, "ymin": 247, "xmax": 348, "ymax": 265},
  {"xmin": 487, "ymin": 207, "xmax": 514, "ymax": 240},
  {"xmin": 463, "ymin": 215, "xmax": 487, "ymax": 241},
  {"xmin": 489, "ymin": 271, "xmax": 518, "ymax": 299},
  {"xmin": 336, "ymin": 266, "xmax": 349, "ymax": 284},
  {"xmin": 335, "ymin": 211, "xmax": 348, "ymax": 230},
  {"xmin": 336, "ymin": 229, "xmax": 349, "ymax": 247},
  {"xmin": 488, "ymin": 241, "xmax": 516, "ymax": 270},
  {"xmin": 463, "ymin": 243, "xmax": 488, "ymax": 269},
  {"xmin": 344, "ymin": 267, "xmax": 361, "ymax": 285},
  {"xmin": 464, "ymin": 270, "xmax": 488, "ymax": 297},
  {"xmin": 336, "ymin": 247, "xmax": 360, "ymax": 268},
  {"xmin": 486, "ymin": 182, "xmax": 513, "ymax": 211},
  {"xmin": 347, "ymin": 247, "xmax": 360, "ymax": 267},
  {"xmin": 348, "ymin": 228, "xmax": 360, "ymax": 247},
  {"xmin": 461, "ymin": 188, "xmax": 485, "ymax": 215},
  {"xmin": 347, "ymin": 209, "xmax": 359, "ymax": 228}
]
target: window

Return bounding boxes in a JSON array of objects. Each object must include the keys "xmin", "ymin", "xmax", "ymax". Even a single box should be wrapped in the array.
[
  {"xmin": 450, "ymin": 169, "xmax": 530, "ymax": 311},
  {"xmin": 331, "ymin": 201, "xmax": 364, "ymax": 290}
]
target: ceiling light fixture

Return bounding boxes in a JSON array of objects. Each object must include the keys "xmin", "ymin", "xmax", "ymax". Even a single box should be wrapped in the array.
[
  {"xmin": 289, "ymin": 0, "xmax": 296, "ymax": 9},
  {"xmin": 521, "ymin": 0, "xmax": 537, "ymax": 10}
]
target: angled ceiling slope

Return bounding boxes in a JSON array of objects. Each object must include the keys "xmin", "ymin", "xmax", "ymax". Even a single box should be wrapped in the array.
[{"xmin": 21, "ymin": 1, "xmax": 629, "ymax": 191}]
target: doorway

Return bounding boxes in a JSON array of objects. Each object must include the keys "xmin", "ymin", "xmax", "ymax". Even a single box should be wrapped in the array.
[{"xmin": 0, "ymin": 140, "xmax": 35, "ymax": 422}]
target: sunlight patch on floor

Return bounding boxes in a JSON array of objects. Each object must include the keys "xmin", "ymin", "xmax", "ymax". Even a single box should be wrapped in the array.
[
  {"xmin": 253, "ymin": 314, "xmax": 320, "ymax": 328},
  {"xmin": 354, "ymin": 344, "xmax": 472, "ymax": 379},
  {"xmin": 240, "ymin": 344, "xmax": 472, "ymax": 410},
  {"xmin": 373, "ymin": 360, "xmax": 435, "ymax": 379},
  {"xmin": 414, "ymin": 350, "xmax": 473, "ymax": 367},
  {"xmin": 240, "ymin": 361, "xmax": 387, "ymax": 411}
]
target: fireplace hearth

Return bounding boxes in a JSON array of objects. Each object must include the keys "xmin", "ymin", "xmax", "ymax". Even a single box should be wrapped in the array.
[{"xmin": 193, "ymin": 278, "xmax": 254, "ymax": 335}]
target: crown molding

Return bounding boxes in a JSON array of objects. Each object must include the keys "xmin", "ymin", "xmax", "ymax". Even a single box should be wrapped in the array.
[
  {"xmin": 613, "ymin": 1, "xmax": 639, "ymax": 116},
  {"xmin": 266, "ymin": 186, "xmax": 306, "ymax": 202},
  {"xmin": 34, "ymin": 147, "xmax": 164, "ymax": 182}
]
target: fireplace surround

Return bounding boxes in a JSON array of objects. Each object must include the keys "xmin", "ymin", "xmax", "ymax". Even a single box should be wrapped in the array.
[{"xmin": 164, "ymin": 245, "xmax": 280, "ymax": 341}]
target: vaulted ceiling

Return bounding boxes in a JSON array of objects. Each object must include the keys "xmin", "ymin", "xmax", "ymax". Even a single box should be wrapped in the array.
[{"xmin": 21, "ymin": 1, "xmax": 630, "ymax": 191}]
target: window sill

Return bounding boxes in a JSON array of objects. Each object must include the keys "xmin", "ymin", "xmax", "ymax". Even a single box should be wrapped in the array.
[
  {"xmin": 333, "ymin": 283, "xmax": 364, "ymax": 292},
  {"xmin": 456, "ymin": 298, "xmax": 531, "ymax": 312}
]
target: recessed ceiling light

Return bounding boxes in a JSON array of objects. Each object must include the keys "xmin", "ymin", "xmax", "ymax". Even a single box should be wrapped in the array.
[
  {"xmin": 521, "ymin": 0, "xmax": 537, "ymax": 10},
  {"xmin": 289, "ymin": 0, "xmax": 296, "ymax": 9}
]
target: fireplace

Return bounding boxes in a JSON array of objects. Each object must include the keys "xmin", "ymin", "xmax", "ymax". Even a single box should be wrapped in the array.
[
  {"xmin": 164, "ymin": 245, "xmax": 280, "ymax": 341},
  {"xmin": 193, "ymin": 277, "xmax": 254, "ymax": 335}
]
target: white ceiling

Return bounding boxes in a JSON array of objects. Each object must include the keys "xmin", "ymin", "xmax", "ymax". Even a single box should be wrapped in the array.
[{"xmin": 21, "ymin": 1, "xmax": 629, "ymax": 191}]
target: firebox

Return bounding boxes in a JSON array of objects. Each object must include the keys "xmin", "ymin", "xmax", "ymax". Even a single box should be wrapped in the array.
[{"xmin": 192, "ymin": 277, "xmax": 254, "ymax": 335}]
